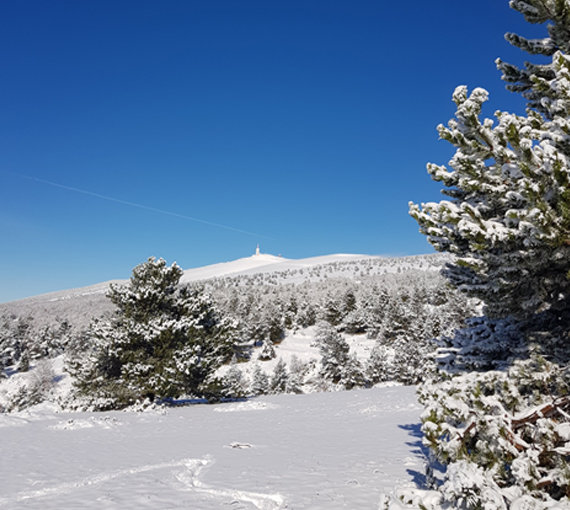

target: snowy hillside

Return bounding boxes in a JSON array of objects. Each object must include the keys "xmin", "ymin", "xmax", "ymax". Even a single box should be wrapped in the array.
[
  {"xmin": 0, "ymin": 250, "xmax": 468, "ymax": 411},
  {"xmin": 179, "ymin": 252, "xmax": 290, "ymax": 283},
  {"xmin": 179, "ymin": 252, "xmax": 386, "ymax": 284},
  {"xmin": 0, "ymin": 251, "xmax": 449, "ymax": 331}
]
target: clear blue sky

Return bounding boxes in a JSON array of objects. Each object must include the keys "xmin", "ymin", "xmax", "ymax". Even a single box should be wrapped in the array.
[{"xmin": 0, "ymin": 0, "xmax": 546, "ymax": 302}]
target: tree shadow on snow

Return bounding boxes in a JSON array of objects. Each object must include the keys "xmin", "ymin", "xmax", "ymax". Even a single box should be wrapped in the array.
[
  {"xmin": 157, "ymin": 396, "xmax": 249, "ymax": 407},
  {"xmin": 399, "ymin": 423, "xmax": 431, "ymax": 488}
]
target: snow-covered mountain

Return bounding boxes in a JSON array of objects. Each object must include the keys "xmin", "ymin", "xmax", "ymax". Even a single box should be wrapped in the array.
[
  {"xmin": 180, "ymin": 252, "xmax": 289, "ymax": 283},
  {"xmin": 0, "ymin": 253, "xmax": 385, "ymax": 307},
  {"xmin": 0, "ymin": 251, "xmax": 447, "ymax": 330},
  {"xmin": 179, "ymin": 252, "xmax": 374, "ymax": 284}
]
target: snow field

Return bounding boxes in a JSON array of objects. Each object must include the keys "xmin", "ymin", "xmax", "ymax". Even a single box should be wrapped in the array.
[{"xmin": 1, "ymin": 386, "xmax": 424, "ymax": 509}]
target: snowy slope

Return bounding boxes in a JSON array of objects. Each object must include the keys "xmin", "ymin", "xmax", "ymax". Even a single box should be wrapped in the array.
[
  {"xmin": 207, "ymin": 254, "xmax": 374, "ymax": 277},
  {"xmin": 0, "ymin": 385, "xmax": 424, "ymax": 510},
  {"xmin": 1, "ymin": 252, "xmax": 440, "ymax": 307},
  {"xmin": 179, "ymin": 253, "xmax": 289, "ymax": 284},
  {"xmin": 179, "ymin": 253, "xmax": 379, "ymax": 284}
]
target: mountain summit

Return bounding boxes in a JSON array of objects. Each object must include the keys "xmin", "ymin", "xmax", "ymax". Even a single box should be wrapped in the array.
[{"xmin": 179, "ymin": 252, "xmax": 287, "ymax": 284}]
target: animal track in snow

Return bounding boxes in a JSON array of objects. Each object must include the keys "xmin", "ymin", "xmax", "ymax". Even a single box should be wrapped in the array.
[
  {"xmin": 0, "ymin": 458, "xmax": 203, "ymax": 507},
  {"xmin": 174, "ymin": 457, "xmax": 286, "ymax": 510},
  {"xmin": 0, "ymin": 456, "xmax": 286, "ymax": 510}
]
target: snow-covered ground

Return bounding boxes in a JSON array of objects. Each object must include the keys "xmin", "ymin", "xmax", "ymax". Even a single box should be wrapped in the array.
[{"xmin": 1, "ymin": 386, "xmax": 424, "ymax": 510}]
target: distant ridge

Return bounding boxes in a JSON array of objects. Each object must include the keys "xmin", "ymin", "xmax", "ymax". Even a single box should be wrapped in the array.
[
  {"xmin": 179, "ymin": 253, "xmax": 376, "ymax": 284},
  {"xmin": 3, "ymin": 252, "xmax": 381, "ymax": 306},
  {"xmin": 1, "ymin": 252, "xmax": 445, "ymax": 306},
  {"xmin": 0, "ymin": 252, "xmax": 448, "ymax": 331},
  {"xmin": 179, "ymin": 253, "xmax": 288, "ymax": 284}
]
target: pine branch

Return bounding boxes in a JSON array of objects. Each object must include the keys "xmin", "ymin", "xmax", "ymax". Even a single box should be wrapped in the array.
[{"xmin": 511, "ymin": 396, "xmax": 570, "ymax": 427}]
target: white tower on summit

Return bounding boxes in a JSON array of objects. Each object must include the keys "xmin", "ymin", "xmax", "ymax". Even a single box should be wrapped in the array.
[{"xmin": 255, "ymin": 244, "xmax": 260, "ymax": 256}]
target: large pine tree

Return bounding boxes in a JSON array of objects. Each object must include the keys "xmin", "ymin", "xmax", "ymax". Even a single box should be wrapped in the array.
[
  {"xmin": 400, "ymin": 2, "xmax": 570, "ymax": 507},
  {"xmin": 410, "ymin": 0, "xmax": 570, "ymax": 320}
]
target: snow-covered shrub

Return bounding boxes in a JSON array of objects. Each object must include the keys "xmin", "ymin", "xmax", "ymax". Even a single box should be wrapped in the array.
[
  {"xmin": 367, "ymin": 329, "xmax": 436, "ymax": 386},
  {"xmin": 258, "ymin": 338, "xmax": 276, "ymax": 361},
  {"xmin": 392, "ymin": 336, "xmax": 435, "ymax": 386},
  {"xmin": 419, "ymin": 358, "xmax": 570, "ymax": 508},
  {"xmin": 222, "ymin": 362, "xmax": 248, "ymax": 398},
  {"xmin": 287, "ymin": 354, "xmax": 307, "ymax": 394},
  {"xmin": 367, "ymin": 342, "xmax": 391, "ymax": 384},
  {"xmin": 3, "ymin": 359, "xmax": 57, "ymax": 412}
]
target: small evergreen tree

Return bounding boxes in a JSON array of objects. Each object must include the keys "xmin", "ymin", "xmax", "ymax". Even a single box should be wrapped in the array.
[
  {"xmin": 322, "ymin": 294, "xmax": 344, "ymax": 326},
  {"xmin": 341, "ymin": 353, "xmax": 366, "ymax": 390},
  {"xmin": 18, "ymin": 349, "xmax": 30, "ymax": 373},
  {"xmin": 258, "ymin": 337, "xmax": 276, "ymax": 361},
  {"xmin": 287, "ymin": 354, "xmax": 306, "ymax": 394},
  {"xmin": 367, "ymin": 342, "xmax": 390, "ymax": 384},
  {"xmin": 316, "ymin": 322, "xmax": 349, "ymax": 384},
  {"xmin": 251, "ymin": 364, "xmax": 270, "ymax": 396},
  {"xmin": 316, "ymin": 322, "xmax": 365, "ymax": 389},
  {"xmin": 269, "ymin": 358, "xmax": 289, "ymax": 394},
  {"xmin": 222, "ymin": 361, "xmax": 248, "ymax": 399},
  {"xmin": 390, "ymin": 332, "xmax": 435, "ymax": 385},
  {"xmin": 67, "ymin": 257, "xmax": 234, "ymax": 410}
]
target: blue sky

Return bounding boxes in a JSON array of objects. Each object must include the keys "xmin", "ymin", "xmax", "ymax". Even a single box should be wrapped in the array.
[{"xmin": 0, "ymin": 0, "xmax": 546, "ymax": 302}]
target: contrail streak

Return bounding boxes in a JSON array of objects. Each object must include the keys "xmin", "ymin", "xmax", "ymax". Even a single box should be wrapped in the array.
[{"xmin": 6, "ymin": 171, "xmax": 274, "ymax": 240}]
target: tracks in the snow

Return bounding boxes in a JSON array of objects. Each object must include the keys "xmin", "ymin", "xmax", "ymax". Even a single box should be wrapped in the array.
[{"xmin": 0, "ymin": 456, "xmax": 286, "ymax": 509}]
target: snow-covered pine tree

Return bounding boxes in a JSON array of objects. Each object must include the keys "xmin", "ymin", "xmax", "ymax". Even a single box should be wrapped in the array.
[
  {"xmin": 258, "ymin": 337, "xmax": 276, "ymax": 361},
  {"xmin": 342, "ymin": 353, "xmax": 366, "ymax": 390},
  {"xmin": 287, "ymin": 354, "xmax": 306, "ymax": 394},
  {"xmin": 390, "ymin": 332, "xmax": 435, "ymax": 385},
  {"xmin": 321, "ymin": 293, "xmax": 344, "ymax": 326},
  {"xmin": 18, "ymin": 349, "xmax": 30, "ymax": 372},
  {"xmin": 67, "ymin": 257, "xmax": 234, "ymax": 410},
  {"xmin": 316, "ymin": 322, "xmax": 365, "ymax": 389},
  {"xmin": 367, "ymin": 342, "xmax": 390, "ymax": 385},
  {"xmin": 269, "ymin": 358, "xmax": 289, "ymax": 394},
  {"xmin": 409, "ymin": 0, "xmax": 570, "ymax": 321},
  {"xmin": 397, "ymin": 2, "xmax": 570, "ymax": 508},
  {"xmin": 222, "ymin": 361, "xmax": 248, "ymax": 399},
  {"xmin": 251, "ymin": 364, "xmax": 270, "ymax": 396},
  {"xmin": 316, "ymin": 322, "xmax": 349, "ymax": 385},
  {"xmin": 417, "ymin": 358, "xmax": 570, "ymax": 508}
]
